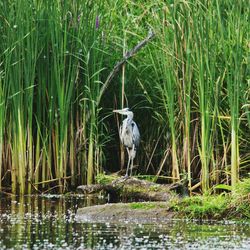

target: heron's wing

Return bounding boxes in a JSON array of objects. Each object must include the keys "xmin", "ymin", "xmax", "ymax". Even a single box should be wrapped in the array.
[
  {"xmin": 119, "ymin": 123, "xmax": 123, "ymax": 143},
  {"xmin": 131, "ymin": 121, "xmax": 140, "ymax": 148},
  {"xmin": 119, "ymin": 118, "xmax": 127, "ymax": 144}
]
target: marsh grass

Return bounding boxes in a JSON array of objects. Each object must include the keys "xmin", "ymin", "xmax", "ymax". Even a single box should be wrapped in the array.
[
  {"xmin": 0, "ymin": 0, "xmax": 249, "ymax": 194},
  {"xmin": 139, "ymin": 0, "xmax": 249, "ymax": 192}
]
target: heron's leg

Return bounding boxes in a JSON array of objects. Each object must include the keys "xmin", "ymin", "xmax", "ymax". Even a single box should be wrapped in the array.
[
  {"xmin": 130, "ymin": 157, "xmax": 133, "ymax": 176},
  {"xmin": 130, "ymin": 144, "xmax": 135, "ymax": 176},
  {"xmin": 125, "ymin": 147, "xmax": 131, "ymax": 177}
]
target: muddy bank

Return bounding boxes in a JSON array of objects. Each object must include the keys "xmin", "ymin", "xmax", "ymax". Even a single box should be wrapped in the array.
[
  {"xmin": 76, "ymin": 202, "xmax": 175, "ymax": 223},
  {"xmin": 76, "ymin": 176, "xmax": 250, "ymax": 222},
  {"xmin": 76, "ymin": 176, "xmax": 182, "ymax": 223}
]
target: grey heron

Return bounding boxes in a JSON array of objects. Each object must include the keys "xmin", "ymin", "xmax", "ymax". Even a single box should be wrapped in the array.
[{"xmin": 113, "ymin": 108, "xmax": 140, "ymax": 177}]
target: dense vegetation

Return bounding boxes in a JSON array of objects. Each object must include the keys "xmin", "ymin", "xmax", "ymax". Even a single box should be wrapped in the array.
[{"xmin": 0, "ymin": 0, "xmax": 249, "ymax": 194}]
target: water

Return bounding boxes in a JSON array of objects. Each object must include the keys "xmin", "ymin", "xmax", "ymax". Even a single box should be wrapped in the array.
[{"xmin": 0, "ymin": 195, "xmax": 249, "ymax": 249}]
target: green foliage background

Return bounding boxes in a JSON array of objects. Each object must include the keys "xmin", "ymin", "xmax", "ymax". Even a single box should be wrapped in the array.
[{"xmin": 0, "ymin": 0, "xmax": 249, "ymax": 194}]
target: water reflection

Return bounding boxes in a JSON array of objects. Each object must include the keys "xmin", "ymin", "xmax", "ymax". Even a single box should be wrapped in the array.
[{"xmin": 0, "ymin": 195, "xmax": 249, "ymax": 249}]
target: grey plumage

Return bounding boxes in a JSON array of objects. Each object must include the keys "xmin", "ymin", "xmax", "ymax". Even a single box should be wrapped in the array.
[{"xmin": 113, "ymin": 108, "xmax": 140, "ymax": 176}]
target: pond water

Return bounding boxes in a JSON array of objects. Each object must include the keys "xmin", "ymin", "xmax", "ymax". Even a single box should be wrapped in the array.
[{"xmin": 0, "ymin": 195, "xmax": 249, "ymax": 249}]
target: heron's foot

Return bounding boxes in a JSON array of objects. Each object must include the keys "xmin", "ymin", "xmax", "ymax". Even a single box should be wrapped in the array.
[{"xmin": 124, "ymin": 174, "xmax": 130, "ymax": 179}]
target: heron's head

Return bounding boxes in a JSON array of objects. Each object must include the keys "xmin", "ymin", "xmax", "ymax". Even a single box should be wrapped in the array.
[{"xmin": 113, "ymin": 108, "xmax": 133, "ymax": 116}]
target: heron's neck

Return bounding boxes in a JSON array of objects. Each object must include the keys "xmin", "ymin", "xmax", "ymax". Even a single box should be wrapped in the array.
[{"xmin": 126, "ymin": 111, "xmax": 134, "ymax": 120}]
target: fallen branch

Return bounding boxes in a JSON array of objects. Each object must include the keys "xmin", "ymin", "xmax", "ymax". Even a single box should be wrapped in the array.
[
  {"xmin": 76, "ymin": 30, "xmax": 155, "ymax": 139},
  {"xmin": 97, "ymin": 30, "xmax": 155, "ymax": 106}
]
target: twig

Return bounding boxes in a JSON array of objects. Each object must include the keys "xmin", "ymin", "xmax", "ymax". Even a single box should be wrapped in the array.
[
  {"xmin": 0, "ymin": 190, "xmax": 16, "ymax": 197},
  {"xmin": 97, "ymin": 30, "xmax": 155, "ymax": 106},
  {"xmin": 42, "ymin": 185, "xmax": 63, "ymax": 194},
  {"xmin": 29, "ymin": 180, "xmax": 42, "ymax": 193}
]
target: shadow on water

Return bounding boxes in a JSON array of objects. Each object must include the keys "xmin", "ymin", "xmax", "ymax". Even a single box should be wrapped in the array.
[{"xmin": 0, "ymin": 195, "xmax": 249, "ymax": 249}]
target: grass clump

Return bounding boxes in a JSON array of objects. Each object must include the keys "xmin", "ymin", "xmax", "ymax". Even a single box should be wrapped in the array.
[
  {"xmin": 234, "ymin": 178, "xmax": 250, "ymax": 197},
  {"xmin": 170, "ymin": 195, "xmax": 229, "ymax": 220},
  {"xmin": 95, "ymin": 173, "xmax": 118, "ymax": 185},
  {"xmin": 170, "ymin": 178, "xmax": 250, "ymax": 220},
  {"xmin": 229, "ymin": 178, "xmax": 250, "ymax": 219}
]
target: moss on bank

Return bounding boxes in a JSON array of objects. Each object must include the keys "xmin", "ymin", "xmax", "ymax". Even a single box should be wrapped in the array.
[
  {"xmin": 129, "ymin": 202, "xmax": 157, "ymax": 210},
  {"xmin": 129, "ymin": 202, "xmax": 169, "ymax": 210}
]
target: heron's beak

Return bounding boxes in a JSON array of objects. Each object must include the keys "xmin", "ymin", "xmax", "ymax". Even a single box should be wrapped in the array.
[
  {"xmin": 113, "ymin": 109, "xmax": 121, "ymax": 113},
  {"xmin": 113, "ymin": 108, "xmax": 129, "ymax": 115}
]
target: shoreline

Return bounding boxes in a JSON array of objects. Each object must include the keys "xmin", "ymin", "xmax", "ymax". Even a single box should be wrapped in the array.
[{"xmin": 76, "ymin": 197, "xmax": 250, "ymax": 223}]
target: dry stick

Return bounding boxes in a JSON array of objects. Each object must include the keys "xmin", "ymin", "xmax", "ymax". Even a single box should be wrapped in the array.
[
  {"xmin": 32, "ymin": 175, "xmax": 73, "ymax": 185},
  {"xmin": 190, "ymin": 181, "xmax": 201, "ymax": 191},
  {"xmin": 156, "ymin": 149, "xmax": 170, "ymax": 177},
  {"xmin": 120, "ymin": 37, "xmax": 126, "ymax": 170},
  {"xmin": 146, "ymin": 128, "xmax": 165, "ymax": 173},
  {"xmin": 97, "ymin": 30, "xmax": 155, "ymax": 106},
  {"xmin": 121, "ymin": 35, "xmax": 126, "ymax": 109}
]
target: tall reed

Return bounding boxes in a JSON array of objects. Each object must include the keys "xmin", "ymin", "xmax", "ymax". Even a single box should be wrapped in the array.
[
  {"xmin": 0, "ymin": 73, "xmax": 7, "ymax": 191},
  {"xmin": 0, "ymin": 0, "xmax": 110, "ymax": 193},
  {"xmin": 220, "ymin": 1, "xmax": 248, "ymax": 188}
]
